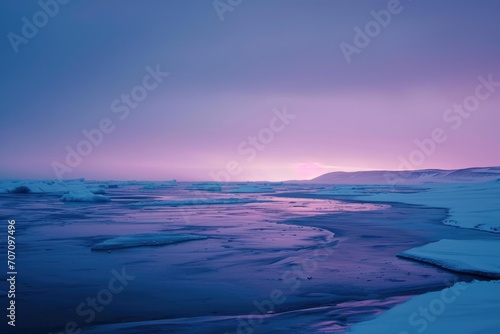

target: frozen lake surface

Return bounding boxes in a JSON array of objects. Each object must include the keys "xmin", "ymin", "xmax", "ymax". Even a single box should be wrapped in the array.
[{"xmin": 0, "ymin": 181, "xmax": 497, "ymax": 333}]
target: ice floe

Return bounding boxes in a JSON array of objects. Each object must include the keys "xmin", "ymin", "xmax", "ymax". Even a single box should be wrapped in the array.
[
  {"xmin": 88, "ymin": 187, "xmax": 106, "ymax": 194},
  {"xmin": 399, "ymin": 239, "xmax": 500, "ymax": 278},
  {"xmin": 0, "ymin": 179, "xmax": 113, "ymax": 202},
  {"xmin": 61, "ymin": 189, "xmax": 111, "ymax": 202},
  {"xmin": 0, "ymin": 179, "xmax": 87, "ymax": 194}
]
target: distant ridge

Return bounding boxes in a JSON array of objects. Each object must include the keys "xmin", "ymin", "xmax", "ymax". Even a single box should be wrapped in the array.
[{"xmin": 298, "ymin": 166, "xmax": 500, "ymax": 185}]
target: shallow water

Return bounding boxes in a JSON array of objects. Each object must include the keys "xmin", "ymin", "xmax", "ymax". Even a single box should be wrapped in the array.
[{"xmin": 0, "ymin": 183, "xmax": 492, "ymax": 333}]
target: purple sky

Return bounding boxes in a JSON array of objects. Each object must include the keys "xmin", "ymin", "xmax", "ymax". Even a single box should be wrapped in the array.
[{"xmin": 1, "ymin": 0, "xmax": 499, "ymax": 181}]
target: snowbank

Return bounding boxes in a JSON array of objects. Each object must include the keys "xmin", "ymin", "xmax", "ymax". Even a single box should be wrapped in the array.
[
  {"xmin": 399, "ymin": 239, "xmax": 500, "ymax": 278},
  {"xmin": 91, "ymin": 233, "xmax": 207, "ymax": 250},
  {"xmin": 132, "ymin": 198, "xmax": 264, "ymax": 207},
  {"xmin": 348, "ymin": 280, "xmax": 500, "ymax": 334},
  {"xmin": 61, "ymin": 189, "xmax": 111, "ymax": 203}
]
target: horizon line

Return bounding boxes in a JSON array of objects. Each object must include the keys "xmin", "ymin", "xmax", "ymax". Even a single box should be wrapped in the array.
[{"xmin": 1, "ymin": 165, "xmax": 499, "ymax": 183}]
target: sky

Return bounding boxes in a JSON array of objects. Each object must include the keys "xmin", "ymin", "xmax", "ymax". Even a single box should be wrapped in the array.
[{"xmin": 1, "ymin": 0, "xmax": 499, "ymax": 181}]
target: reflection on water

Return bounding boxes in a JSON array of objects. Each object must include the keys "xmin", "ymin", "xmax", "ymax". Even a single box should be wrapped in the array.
[{"xmin": 0, "ymin": 182, "xmax": 463, "ymax": 334}]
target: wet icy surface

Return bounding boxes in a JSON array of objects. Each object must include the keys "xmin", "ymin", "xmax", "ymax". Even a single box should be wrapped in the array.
[
  {"xmin": 0, "ymin": 182, "xmax": 496, "ymax": 333},
  {"xmin": 91, "ymin": 233, "xmax": 208, "ymax": 250}
]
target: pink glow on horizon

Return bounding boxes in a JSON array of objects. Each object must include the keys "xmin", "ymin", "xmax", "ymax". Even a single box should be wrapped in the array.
[{"xmin": 2, "ymin": 1, "xmax": 500, "ymax": 181}]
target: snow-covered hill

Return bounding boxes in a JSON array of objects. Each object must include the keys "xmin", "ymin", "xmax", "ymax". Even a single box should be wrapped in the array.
[{"xmin": 304, "ymin": 166, "xmax": 500, "ymax": 185}]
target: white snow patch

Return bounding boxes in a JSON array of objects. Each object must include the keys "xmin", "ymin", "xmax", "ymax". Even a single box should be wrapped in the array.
[
  {"xmin": 348, "ymin": 280, "xmax": 500, "ymax": 334},
  {"xmin": 91, "ymin": 233, "xmax": 207, "ymax": 250},
  {"xmin": 399, "ymin": 239, "xmax": 500, "ymax": 278}
]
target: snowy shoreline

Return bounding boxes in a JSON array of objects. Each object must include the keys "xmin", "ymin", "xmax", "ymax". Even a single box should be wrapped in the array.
[{"xmin": 283, "ymin": 180, "xmax": 500, "ymax": 333}]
